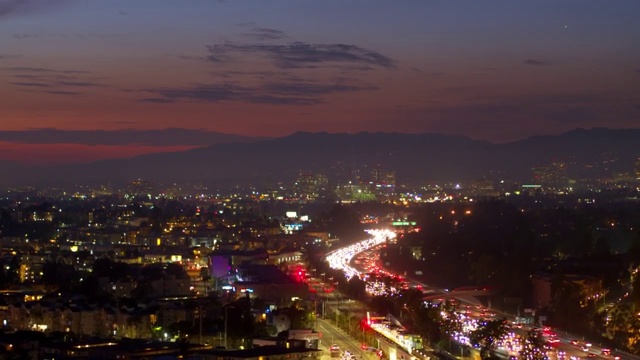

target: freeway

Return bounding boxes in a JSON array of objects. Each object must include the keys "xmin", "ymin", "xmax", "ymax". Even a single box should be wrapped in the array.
[{"xmin": 326, "ymin": 230, "xmax": 639, "ymax": 360}]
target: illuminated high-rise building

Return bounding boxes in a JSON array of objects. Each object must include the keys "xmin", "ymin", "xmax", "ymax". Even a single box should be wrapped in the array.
[
  {"xmin": 370, "ymin": 165, "xmax": 396, "ymax": 190},
  {"xmin": 532, "ymin": 161, "xmax": 569, "ymax": 191},
  {"xmin": 294, "ymin": 172, "xmax": 328, "ymax": 201},
  {"xmin": 125, "ymin": 179, "xmax": 155, "ymax": 198}
]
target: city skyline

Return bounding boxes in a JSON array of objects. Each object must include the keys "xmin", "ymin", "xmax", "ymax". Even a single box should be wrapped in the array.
[{"xmin": 1, "ymin": 0, "xmax": 640, "ymax": 164}]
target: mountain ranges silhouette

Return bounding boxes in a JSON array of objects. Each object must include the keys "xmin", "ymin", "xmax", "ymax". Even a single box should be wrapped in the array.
[{"xmin": 1, "ymin": 128, "xmax": 639, "ymax": 188}]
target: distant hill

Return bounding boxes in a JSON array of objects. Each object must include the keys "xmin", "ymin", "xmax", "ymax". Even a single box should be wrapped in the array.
[
  {"xmin": 2, "ymin": 128, "xmax": 640, "ymax": 188},
  {"xmin": 0, "ymin": 161, "xmax": 32, "ymax": 188},
  {"xmin": 0, "ymin": 128, "xmax": 266, "ymax": 147}
]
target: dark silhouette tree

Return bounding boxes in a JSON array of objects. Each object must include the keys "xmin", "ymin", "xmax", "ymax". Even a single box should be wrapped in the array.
[
  {"xmin": 519, "ymin": 329, "xmax": 546, "ymax": 360},
  {"xmin": 470, "ymin": 318, "xmax": 509, "ymax": 360}
]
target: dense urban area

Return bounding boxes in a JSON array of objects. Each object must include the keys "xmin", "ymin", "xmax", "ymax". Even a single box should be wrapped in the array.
[{"xmin": 1, "ymin": 158, "xmax": 640, "ymax": 360}]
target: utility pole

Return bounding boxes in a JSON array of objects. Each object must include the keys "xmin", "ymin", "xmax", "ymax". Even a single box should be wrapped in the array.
[
  {"xmin": 199, "ymin": 304, "xmax": 203, "ymax": 345},
  {"xmin": 224, "ymin": 305, "xmax": 228, "ymax": 349}
]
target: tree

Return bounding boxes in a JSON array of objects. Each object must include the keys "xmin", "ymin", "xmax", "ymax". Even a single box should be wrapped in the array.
[
  {"xmin": 200, "ymin": 267, "xmax": 212, "ymax": 294},
  {"xmin": 593, "ymin": 236, "xmax": 611, "ymax": 258},
  {"xmin": 166, "ymin": 263, "xmax": 188, "ymax": 279},
  {"xmin": 131, "ymin": 279, "xmax": 154, "ymax": 301},
  {"xmin": 285, "ymin": 300, "xmax": 313, "ymax": 329},
  {"xmin": 92, "ymin": 258, "xmax": 131, "ymax": 281},
  {"xmin": 605, "ymin": 303, "xmax": 640, "ymax": 352},
  {"xmin": 79, "ymin": 275, "xmax": 103, "ymax": 299},
  {"xmin": 631, "ymin": 267, "xmax": 640, "ymax": 311},
  {"xmin": 470, "ymin": 318, "xmax": 509, "ymax": 360},
  {"xmin": 6, "ymin": 256, "xmax": 21, "ymax": 285},
  {"xmin": 627, "ymin": 231, "xmax": 640, "ymax": 265},
  {"xmin": 320, "ymin": 204, "xmax": 365, "ymax": 243},
  {"xmin": 225, "ymin": 297, "xmax": 256, "ymax": 345},
  {"xmin": 519, "ymin": 329, "xmax": 547, "ymax": 360},
  {"xmin": 42, "ymin": 260, "xmax": 79, "ymax": 292},
  {"xmin": 370, "ymin": 296, "xmax": 394, "ymax": 316},
  {"xmin": 549, "ymin": 280, "xmax": 585, "ymax": 332},
  {"xmin": 412, "ymin": 302, "xmax": 445, "ymax": 346},
  {"xmin": 346, "ymin": 276, "xmax": 366, "ymax": 299}
]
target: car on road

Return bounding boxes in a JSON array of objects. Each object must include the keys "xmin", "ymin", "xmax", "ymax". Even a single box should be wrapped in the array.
[
  {"xmin": 547, "ymin": 337, "xmax": 560, "ymax": 345},
  {"xmin": 330, "ymin": 345, "xmax": 341, "ymax": 358},
  {"xmin": 601, "ymin": 349, "xmax": 611, "ymax": 356},
  {"xmin": 581, "ymin": 346, "xmax": 589, "ymax": 352},
  {"xmin": 570, "ymin": 340, "xmax": 579, "ymax": 345},
  {"xmin": 342, "ymin": 351, "xmax": 357, "ymax": 360}
]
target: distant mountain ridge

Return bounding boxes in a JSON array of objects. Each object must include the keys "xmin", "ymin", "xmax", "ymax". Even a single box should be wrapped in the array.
[
  {"xmin": 0, "ymin": 128, "xmax": 267, "ymax": 147},
  {"xmin": 1, "ymin": 128, "xmax": 639, "ymax": 188}
]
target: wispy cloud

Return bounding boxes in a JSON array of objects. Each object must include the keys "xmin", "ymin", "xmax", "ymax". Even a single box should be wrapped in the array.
[
  {"xmin": 169, "ymin": 33, "xmax": 391, "ymax": 106},
  {"xmin": 0, "ymin": 0, "xmax": 66, "ymax": 20},
  {"xmin": 140, "ymin": 79, "xmax": 377, "ymax": 105},
  {"xmin": 242, "ymin": 27, "xmax": 287, "ymax": 41},
  {"xmin": 43, "ymin": 90, "xmax": 80, "ymax": 95},
  {"xmin": 262, "ymin": 82, "xmax": 376, "ymax": 96},
  {"xmin": 139, "ymin": 98, "xmax": 174, "ymax": 104},
  {"xmin": 4, "ymin": 66, "xmax": 90, "ymax": 74},
  {"xmin": 9, "ymin": 82, "xmax": 50, "ymax": 87},
  {"xmin": 177, "ymin": 55, "xmax": 205, "ymax": 61},
  {"xmin": 524, "ymin": 59, "xmax": 551, "ymax": 66},
  {"xmin": 206, "ymin": 41, "xmax": 396, "ymax": 69},
  {"xmin": 12, "ymin": 32, "xmax": 124, "ymax": 40},
  {"xmin": 144, "ymin": 83, "xmax": 249, "ymax": 103},
  {"xmin": 4, "ymin": 66, "xmax": 106, "ymax": 95},
  {"xmin": 56, "ymin": 80, "xmax": 104, "ymax": 87},
  {"xmin": 141, "ymin": 83, "xmax": 317, "ymax": 105},
  {"xmin": 12, "ymin": 33, "xmax": 37, "ymax": 39},
  {"xmin": 210, "ymin": 70, "xmax": 290, "ymax": 80}
]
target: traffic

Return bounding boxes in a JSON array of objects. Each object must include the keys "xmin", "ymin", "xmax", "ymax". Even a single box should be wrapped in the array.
[{"xmin": 325, "ymin": 229, "xmax": 631, "ymax": 360}]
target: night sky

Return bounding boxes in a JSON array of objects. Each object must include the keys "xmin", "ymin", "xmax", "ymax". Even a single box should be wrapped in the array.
[{"xmin": 1, "ymin": 0, "xmax": 639, "ymax": 164}]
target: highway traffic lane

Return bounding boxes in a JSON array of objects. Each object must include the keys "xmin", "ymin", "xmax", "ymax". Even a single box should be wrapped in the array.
[{"xmin": 318, "ymin": 318, "xmax": 370, "ymax": 359}]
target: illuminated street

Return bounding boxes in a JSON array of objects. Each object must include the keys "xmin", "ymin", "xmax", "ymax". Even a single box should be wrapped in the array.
[{"xmin": 325, "ymin": 230, "xmax": 637, "ymax": 360}]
